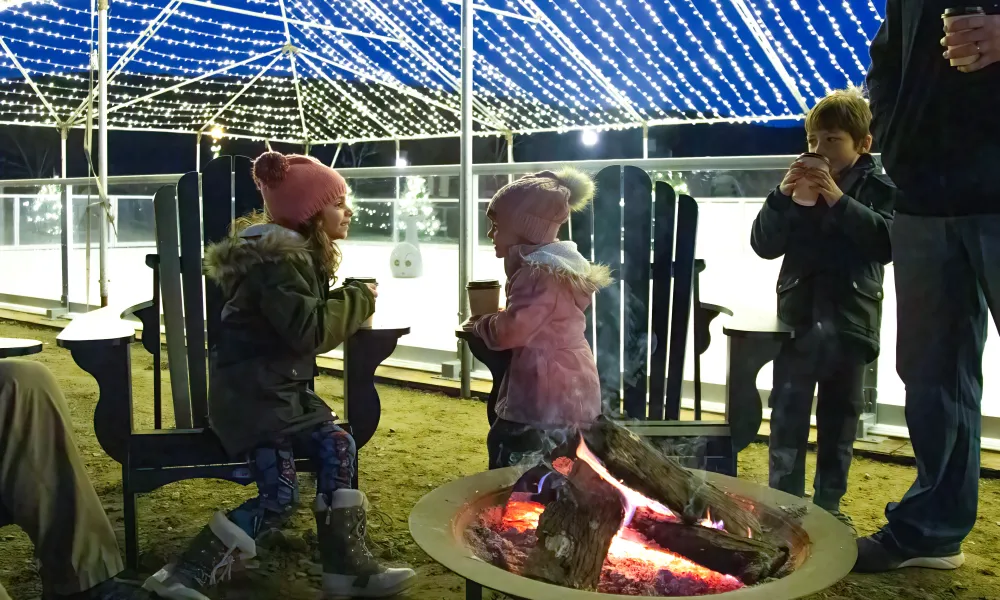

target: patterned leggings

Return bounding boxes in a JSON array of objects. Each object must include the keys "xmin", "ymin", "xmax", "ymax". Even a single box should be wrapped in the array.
[{"xmin": 227, "ymin": 421, "xmax": 356, "ymax": 539}]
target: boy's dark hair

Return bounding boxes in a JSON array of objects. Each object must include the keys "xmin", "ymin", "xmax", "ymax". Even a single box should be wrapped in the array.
[{"xmin": 805, "ymin": 87, "xmax": 872, "ymax": 146}]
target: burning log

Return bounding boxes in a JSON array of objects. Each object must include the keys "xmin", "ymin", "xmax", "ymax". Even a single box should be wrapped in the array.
[
  {"xmin": 631, "ymin": 507, "xmax": 788, "ymax": 584},
  {"xmin": 581, "ymin": 418, "xmax": 764, "ymax": 539},
  {"xmin": 525, "ymin": 459, "xmax": 624, "ymax": 590}
]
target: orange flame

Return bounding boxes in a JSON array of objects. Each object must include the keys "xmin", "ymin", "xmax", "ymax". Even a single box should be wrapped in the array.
[
  {"xmin": 574, "ymin": 438, "xmax": 725, "ymax": 531},
  {"xmin": 498, "ymin": 500, "xmax": 742, "ymax": 592}
]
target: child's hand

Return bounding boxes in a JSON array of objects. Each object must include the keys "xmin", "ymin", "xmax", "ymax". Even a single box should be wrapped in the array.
[
  {"xmin": 365, "ymin": 283, "xmax": 378, "ymax": 299},
  {"xmin": 779, "ymin": 162, "xmax": 807, "ymax": 196},
  {"xmin": 461, "ymin": 316, "xmax": 482, "ymax": 331},
  {"xmin": 803, "ymin": 168, "xmax": 845, "ymax": 206}
]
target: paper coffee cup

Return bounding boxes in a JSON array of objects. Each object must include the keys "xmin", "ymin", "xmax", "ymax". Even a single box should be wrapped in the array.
[
  {"xmin": 943, "ymin": 7, "xmax": 985, "ymax": 67},
  {"xmin": 467, "ymin": 280, "xmax": 501, "ymax": 317},
  {"xmin": 792, "ymin": 153, "xmax": 830, "ymax": 206},
  {"xmin": 344, "ymin": 277, "xmax": 377, "ymax": 328}
]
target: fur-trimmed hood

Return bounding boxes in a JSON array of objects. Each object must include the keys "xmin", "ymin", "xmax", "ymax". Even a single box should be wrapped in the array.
[
  {"xmin": 510, "ymin": 241, "xmax": 613, "ymax": 294},
  {"xmin": 204, "ymin": 223, "xmax": 313, "ymax": 290}
]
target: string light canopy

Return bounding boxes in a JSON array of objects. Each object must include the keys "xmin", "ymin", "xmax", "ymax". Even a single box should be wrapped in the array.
[{"xmin": 0, "ymin": 0, "xmax": 883, "ymax": 145}]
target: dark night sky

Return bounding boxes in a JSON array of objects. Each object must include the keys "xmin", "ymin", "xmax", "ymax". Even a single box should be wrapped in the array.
[{"xmin": 0, "ymin": 120, "xmax": 814, "ymax": 179}]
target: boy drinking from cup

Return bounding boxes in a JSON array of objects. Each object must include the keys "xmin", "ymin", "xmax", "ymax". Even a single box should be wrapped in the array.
[{"xmin": 750, "ymin": 88, "xmax": 898, "ymax": 533}]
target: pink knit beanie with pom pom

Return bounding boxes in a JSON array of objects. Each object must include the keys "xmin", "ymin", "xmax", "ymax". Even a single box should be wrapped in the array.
[
  {"xmin": 252, "ymin": 151, "xmax": 348, "ymax": 228},
  {"xmin": 488, "ymin": 168, "xmax": 596, "ymax": 245}
]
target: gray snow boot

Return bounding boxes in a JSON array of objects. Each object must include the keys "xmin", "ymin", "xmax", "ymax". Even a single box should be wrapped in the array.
[
  {"xmin": 315, "ymin": 490, "xmax": 416, "ymax": 598},
  {"xmin": 143, "ymin": 512, "xmax": 256, "ymax": 600}
]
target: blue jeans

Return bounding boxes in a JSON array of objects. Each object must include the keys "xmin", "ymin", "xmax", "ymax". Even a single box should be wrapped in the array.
[{"xmin": 885, "ymin": 213, "xmax": 995, "ymax": 555}]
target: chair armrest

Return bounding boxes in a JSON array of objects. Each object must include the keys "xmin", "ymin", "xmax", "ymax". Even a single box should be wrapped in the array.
[
  {"xmin": 57, "ymin": 301, "xmax": 152, "ymax": 349},
  {"xmin": 57, "ymin": 303, "xmax": 149, "ymax": 464}
]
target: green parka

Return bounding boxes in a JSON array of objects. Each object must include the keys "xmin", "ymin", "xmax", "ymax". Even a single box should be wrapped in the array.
[{"xmin": 203, "ymin": 222, "xmax": 374, "ymax": 456}]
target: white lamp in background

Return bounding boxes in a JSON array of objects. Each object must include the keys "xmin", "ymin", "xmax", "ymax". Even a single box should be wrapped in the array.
[
  {"xmin": 581, "ymin": 129, "xmax": 599, "ymax": 147},
  {"xmin": 396, "ymin": 156, "xmax": 409, "ymax": 168}
]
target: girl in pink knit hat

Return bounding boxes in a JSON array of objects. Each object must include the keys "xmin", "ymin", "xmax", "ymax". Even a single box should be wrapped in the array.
[
  {"xmin": 145, "ymin": 152, "xmax": 415, "ymax": 600},
  {"xmin": 467, "ymin": 169, "xmax": 612, "ymax": 469}
]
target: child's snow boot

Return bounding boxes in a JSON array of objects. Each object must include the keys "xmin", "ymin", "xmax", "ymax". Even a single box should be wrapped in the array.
[
  {"xmin": 143, "ymin": 511, "xmax": 256, "ymax": 600},
  {"xmin": 315, "ymin": 490, "xmax": 416, "ymax": 598}
]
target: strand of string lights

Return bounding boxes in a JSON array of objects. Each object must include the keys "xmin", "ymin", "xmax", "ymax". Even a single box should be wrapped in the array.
[{"xmin": 0, "ymin": 0, "xmax": 884, "ymax": 141}]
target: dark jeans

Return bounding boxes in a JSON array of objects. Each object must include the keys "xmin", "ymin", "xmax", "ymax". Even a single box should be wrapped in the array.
[
  {"xmin": 768, "ymin": 337, "xmax": 866, "ymax": 511},
  {"xmin": 487, "ymin": 418, "xmax": 547, "ymax": 470},
  {"xmin": 884, "ymin": 213, "xmax": 995, "ymax": 556}
]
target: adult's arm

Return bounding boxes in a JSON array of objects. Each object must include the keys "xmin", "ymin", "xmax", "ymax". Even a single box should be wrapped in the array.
[{"xmin": 866, "ymin": 0, "xmax": 902, "ymax": 148}]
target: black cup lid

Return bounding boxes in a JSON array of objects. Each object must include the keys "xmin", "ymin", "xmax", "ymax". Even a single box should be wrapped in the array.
[
  {"xmin": 943, "ymin": 6, "xmax": 985, "ymax": 16},
  {"xmin": 345, "ymin": 277, "xmax": 377, "ymax": 283},
  {"xmin": 798, "ymin": 152, "xmax": 829, "ymax": 163},
  {"xmin": 467, "ymin": 279, "xmax": 501, "ymax": 289}
]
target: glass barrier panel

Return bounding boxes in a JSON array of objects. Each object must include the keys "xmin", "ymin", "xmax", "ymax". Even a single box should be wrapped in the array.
[{"xmin": 0, "ymin": 185, "xmax": 63, "ymax": 305}]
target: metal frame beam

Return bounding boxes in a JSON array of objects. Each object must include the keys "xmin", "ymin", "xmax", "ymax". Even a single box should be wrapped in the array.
[
  {"xmin": 66, "ymin": 0, "xmax": 182, "ymax": 126},
  {"xmin": 278, "ymin": 0, "xmax": 309, "ymax": 145},
  {"xmin": 94, "ymin": 47, "xmax": 284, "ymax": 118},
  {"xmin": 356, "ymin": 0, "xmax": 507, "ymax": 132},
  {"xmin": 442, "ymin": 0, "xmax": 539, "ymax": 22},
  {"xmin": 297, "ymin": 52, "xmax": 399, "ymax": 139},
  {"xmin": 298, "ymin": 49, "xmax": 496, "ymax": 131},
  {"xmin": 176, "ymin": 0, "xmax": 401, "ymax": 44},
  {"xmin": 728, "ymin": 0, "xmax": 811, "ymax": 114},
  {"xmin": 515, "ymin": 0, "xmax": 645, "ymax": 124},
  {"xmin": 198, "ymin": 51, "xmax": 284, "ymax": 134},
  {"xmin": 0, "ymin": 36, "xmax": 62, "ymax": 124}
]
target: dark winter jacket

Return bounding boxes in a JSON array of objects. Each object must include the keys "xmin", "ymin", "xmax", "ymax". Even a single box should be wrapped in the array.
[
  {"xmin": 867, "ymin": 0, "xmax": 1000, "ymax": 216},
  {"xmin": 750, "ymin": 154, "xmax": 896, "ymax": 363},
  {"xmin": 203, "ymin": 223, "xmax": 375, "ymax": 456}
]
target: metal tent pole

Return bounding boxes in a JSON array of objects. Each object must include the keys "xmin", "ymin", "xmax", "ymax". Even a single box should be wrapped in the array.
[
  {"xmin": 58, "ymin": 126, "xmax": 70, "ymax": 315},
  {"xmin": 458, "ymin": 0, "xmax": 474, "ymax": 398},
  {"xmin": 196, "ymin": 133, "xmax": 202, "ymax": 171},
  {"xmin": 98, "ymin": 0, "xmax": 110, "ymax": 307}
]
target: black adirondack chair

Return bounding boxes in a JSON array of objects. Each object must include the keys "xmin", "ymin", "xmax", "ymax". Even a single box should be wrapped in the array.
[
  {"xmin": 459, "ymin": 166, "xmax": 736, "ymax": 474},
  {"xmin": 57, "ymin": 156, "xmax": 408, "ymax": 569}
]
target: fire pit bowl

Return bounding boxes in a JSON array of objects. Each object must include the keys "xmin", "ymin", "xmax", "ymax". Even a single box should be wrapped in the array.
[{"xmin": 410, "ymin": 466, "xmax": 856, "ymax": 600}]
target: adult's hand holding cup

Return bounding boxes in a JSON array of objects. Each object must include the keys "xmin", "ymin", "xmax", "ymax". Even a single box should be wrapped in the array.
[{"xmin": 942, "ymin": 6, "xmax": 986, "ymax": 68}]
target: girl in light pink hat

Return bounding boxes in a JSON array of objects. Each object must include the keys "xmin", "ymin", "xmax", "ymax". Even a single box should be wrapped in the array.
[
  {"xmin": 145, "ymin": 152, "xmax": 415, "ymax": 600},
  {"xmin": 468, "ymin": 169, "xmax": 612, "ymax": 469}
]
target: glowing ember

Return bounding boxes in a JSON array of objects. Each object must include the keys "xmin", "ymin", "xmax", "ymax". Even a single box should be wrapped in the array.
[
  {"xmin": 501, "ymin": 500, "xmax": 545, "ymax": 533},
  {"xmin": 484, "ymin": 499, "xmax": 743, "ymax": 596}
]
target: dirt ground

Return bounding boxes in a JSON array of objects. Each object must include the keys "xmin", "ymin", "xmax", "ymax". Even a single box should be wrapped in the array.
[{"xmin": 0, "ymin": 318, "xmax": 998, "ymax": 600}]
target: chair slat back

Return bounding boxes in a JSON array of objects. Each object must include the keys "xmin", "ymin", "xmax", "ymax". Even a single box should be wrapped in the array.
[
  {"xmin": 153, "ymin": 185, "xmax": 193, "ymax": 428},
  {"xmin": 177, "ymin": 171, "xmax": 208, "ymax": 427},
  {"xmin": 572, "ymin": 166, "xmax": 699, "ymax": 421}
]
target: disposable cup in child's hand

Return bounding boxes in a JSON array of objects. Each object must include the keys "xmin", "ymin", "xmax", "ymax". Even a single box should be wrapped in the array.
[
  {"xmin": 791, "ymin": 153, "xmax": 830, "ymax": 207},
  {"xmin": 942, "ymin": 6, "xmax": 986, "ymax": 67},
  {"xmin": 467, "ymin": 280, "xmax": 501, "ymax": 317}
]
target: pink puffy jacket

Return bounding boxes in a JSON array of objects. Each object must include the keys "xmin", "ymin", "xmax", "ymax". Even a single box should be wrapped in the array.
[{"xmin": 474, "ymin": 241, "xmax": 612, "ymax": 428}]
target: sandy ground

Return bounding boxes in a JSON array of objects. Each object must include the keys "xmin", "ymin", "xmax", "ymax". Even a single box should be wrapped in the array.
[{"xmin": 0, "ymin": 318, "xmax": 998, "ymax": 600}]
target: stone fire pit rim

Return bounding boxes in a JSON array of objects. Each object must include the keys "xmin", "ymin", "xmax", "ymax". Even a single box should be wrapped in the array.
[{"xmin": 409, "ymin": 465, "xmax": 857, "ymax": 600}]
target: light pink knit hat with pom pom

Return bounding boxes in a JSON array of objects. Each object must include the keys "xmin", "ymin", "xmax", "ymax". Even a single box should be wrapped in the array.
[
  {"xmin": 252, "ymin": 151, "xmax": 348, "ymax": 228},
  {"xmin": 487, "ymin": 168, "xmax": 595, "ymax": 245}
]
